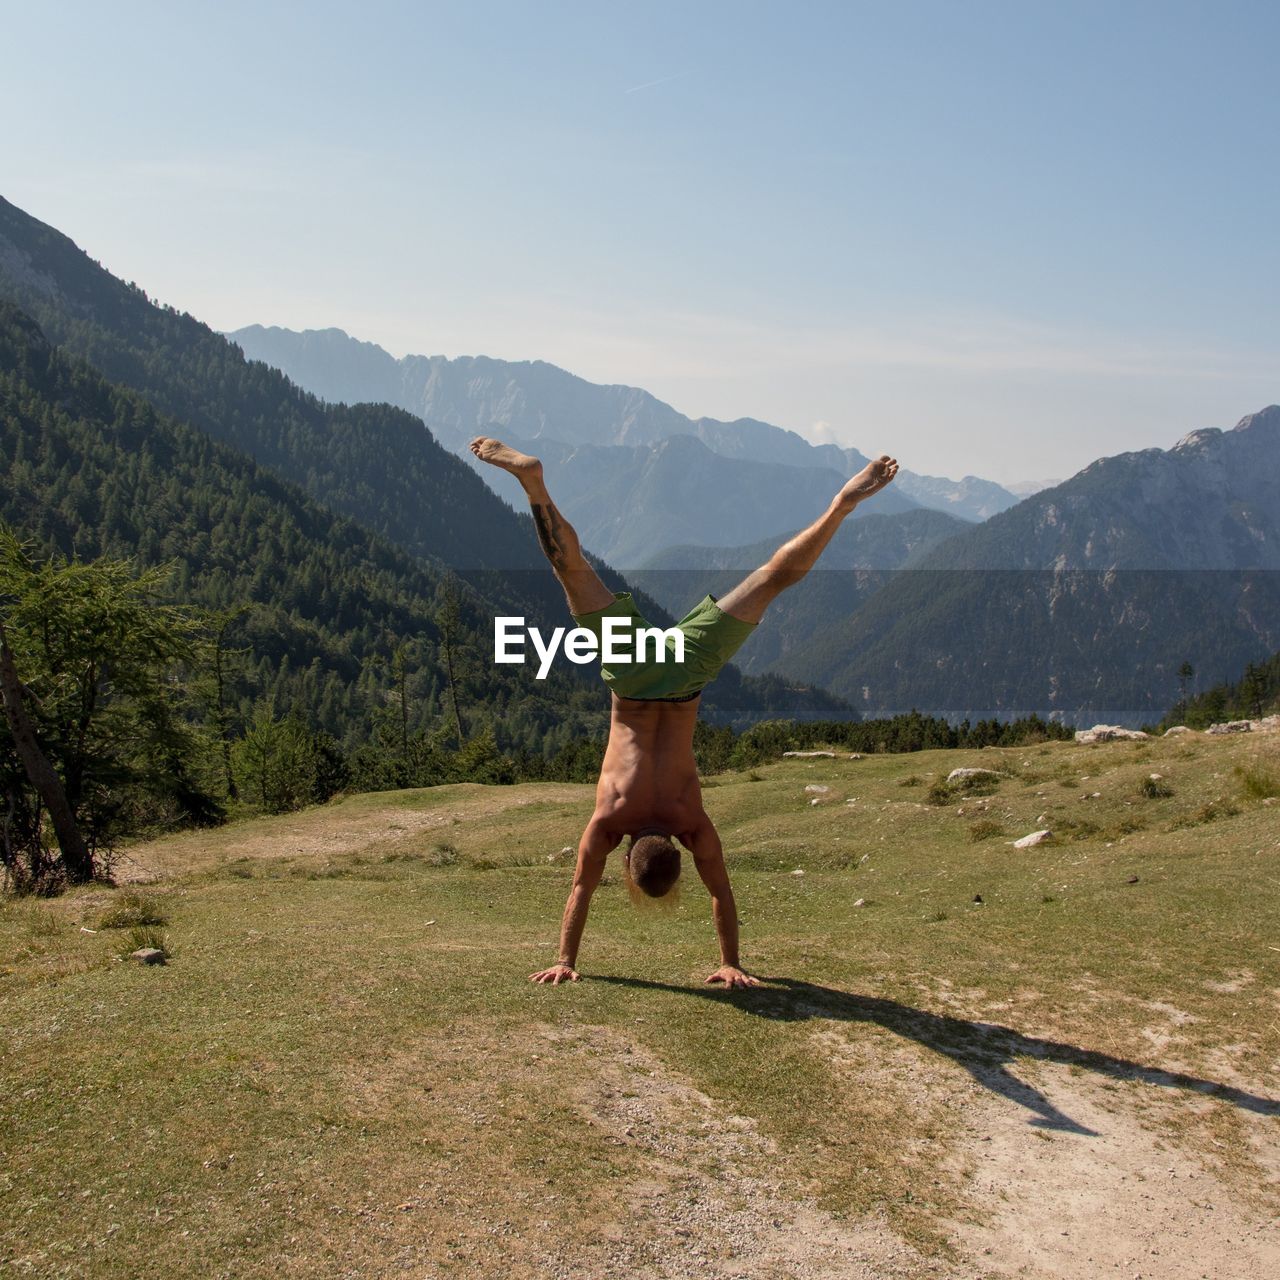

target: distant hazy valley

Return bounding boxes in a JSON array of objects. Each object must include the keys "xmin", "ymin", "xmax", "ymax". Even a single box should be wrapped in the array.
[{"xmin": 228, "ymin": 323, "xmax": 1029, "ymax": 563}]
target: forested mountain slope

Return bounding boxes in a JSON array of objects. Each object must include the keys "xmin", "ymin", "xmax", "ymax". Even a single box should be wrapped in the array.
[
  {"xmin": 0, "ymin": 304, "xmax": 849, "ymax": 749},
  {"xmin": 1160, "ymin": 647, "xmax": 1280, "ymax": 729},
  {"xmin": 0, "ymin": 195, "xmax": 548, "ymax": 589},
  {"xmin": 920, "ymin": 410, "xmax": 1280, "ymax": 571},
  {"xmin": 0, "ymin": 302, "xmax": 590, "ymax": 753}
]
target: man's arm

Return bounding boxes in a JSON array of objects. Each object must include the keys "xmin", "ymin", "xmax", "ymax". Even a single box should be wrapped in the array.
[
  {"xmin": 685, "ymin": 816, "xmax": 761, "ymax": 989},
  {"xmin": 529, "ymin": 819, "xmax": 620, "ymax": 984}
]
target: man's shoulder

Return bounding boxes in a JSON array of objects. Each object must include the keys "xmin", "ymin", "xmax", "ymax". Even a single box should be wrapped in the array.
[
  {"xmin": 669, "ymin": 806, "xmax": 713, "ymax": 846},
  {"xmin": 581, "ymin": 814, "xmax": 625, "ymax": 851}
]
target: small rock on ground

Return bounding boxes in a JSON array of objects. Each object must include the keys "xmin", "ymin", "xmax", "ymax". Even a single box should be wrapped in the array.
[
  {"xmin": 1207, "ymin": 720, "xmax": 1252, "ymax": 734},
  {"xmin": 1075, "ymin": 724, "xmax": 1148, "ymax": 744},
  {"xmin": 1012, "ymin": 830, "xmax": 1052, "ymax": 848},
  {"xmin": 947, "ymin": 767, "xmax": 1000, "ymax": 783}
]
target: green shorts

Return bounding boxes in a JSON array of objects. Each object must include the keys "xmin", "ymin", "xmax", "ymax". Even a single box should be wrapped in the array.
[{"xmin": 571, "ymin": 592, "xmax": 757, "ymax": 701}]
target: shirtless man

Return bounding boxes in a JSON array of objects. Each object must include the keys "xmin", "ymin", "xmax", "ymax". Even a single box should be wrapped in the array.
[{"xmin": 469, "ymin": 436, "xmax": 899, "ymax": 989}]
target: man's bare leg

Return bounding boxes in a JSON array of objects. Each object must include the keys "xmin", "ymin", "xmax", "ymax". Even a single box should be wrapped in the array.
[
  {"xmin": 469, "ymin": 437, "xmax": 615, "ymax": 616},
  {"xmin": 716, "ymin": 455, "xmax": 899, "ymax": 624}
]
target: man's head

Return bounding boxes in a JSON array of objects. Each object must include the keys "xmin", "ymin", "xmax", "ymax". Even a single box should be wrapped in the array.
[{"xmin": 626, "ymin": 832, "xmax": 681, "ymax": 901}]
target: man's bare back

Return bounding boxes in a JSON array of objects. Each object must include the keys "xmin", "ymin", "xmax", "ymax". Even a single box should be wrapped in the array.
[
  {"xmin": 593, "ymin": 695, "xmax": 703, "ymax": 843},
  {"xmin": 468, "ymin": 434, "xmax": 898, "ymax": 987}
]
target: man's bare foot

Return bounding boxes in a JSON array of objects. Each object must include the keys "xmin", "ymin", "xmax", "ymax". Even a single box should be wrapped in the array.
[
  {"xmin": 469, "ymin": 436, "xmax": 543, "ymax": 482},
  {"xmin": 838, "ymin": 455, "xmax": 898, "ymax": 509}
]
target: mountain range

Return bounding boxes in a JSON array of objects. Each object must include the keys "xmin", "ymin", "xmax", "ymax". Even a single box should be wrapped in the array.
[
  {"xmin": 228, "ymin": 323, "xmax": 1025, "ymax": 563},
  {"xmin": 4, "ymin": 191, "xmax": 1277, "ymax": 728},
  {"xmin": 228, "ymin": 322, "xmax": 1280, "ymax": 723}
]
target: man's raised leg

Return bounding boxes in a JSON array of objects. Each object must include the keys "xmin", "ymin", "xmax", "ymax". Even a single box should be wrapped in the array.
[
  {"xmin": 716, "ymin": 455, "xmax": 899, "ymax": 624},
  {"xmin": 469, "ymin": 437, "xmax": 616, "ymax": 616}
]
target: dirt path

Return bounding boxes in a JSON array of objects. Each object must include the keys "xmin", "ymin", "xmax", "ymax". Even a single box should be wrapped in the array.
[
  {"xmin": 335, "ymin": 1020, "xmax": 956, "ymax": 1280},
  {"xmin": 113, "ymin": 783, "xmax": 590, "ymax": 882},
  {"xmin": 553, "ymin": 1024, "xmax": 943, "ymax": 1280}
]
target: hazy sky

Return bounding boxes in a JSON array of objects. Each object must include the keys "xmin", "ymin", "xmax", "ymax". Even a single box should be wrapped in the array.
[{"xmin": 3, "ymin": 0, "xmax": 1277, "ymax": 482}]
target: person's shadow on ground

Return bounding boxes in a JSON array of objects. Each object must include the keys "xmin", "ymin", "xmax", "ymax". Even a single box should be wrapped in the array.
[{"xmin": 593, "ymin": 975, "xmax": 1280, "ymax": 1135}]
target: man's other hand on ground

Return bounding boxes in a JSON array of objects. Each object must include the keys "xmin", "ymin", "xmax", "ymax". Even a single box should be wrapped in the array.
[
  {"xmin": 530, "ymin": 963, "xmax": 580, "ymax": 984},
  {"xmin": 706, "ymin": 965, "xmax": 762, "ymax": 989}
]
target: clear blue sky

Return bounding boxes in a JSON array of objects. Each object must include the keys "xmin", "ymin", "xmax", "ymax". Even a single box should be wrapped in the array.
[{"xmin": 3, "ymin": 0, "xmax": 1277, "ymax": 482}]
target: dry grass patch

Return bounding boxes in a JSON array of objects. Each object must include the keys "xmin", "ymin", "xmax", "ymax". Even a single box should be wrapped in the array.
[
  {"xmin": 97, "ymin": 890, "xmax": 168, "ymax": 929},
  {"xmin": 1237, "ymin": 761, "xmax": 1280, "ymax": 800},
  {"xmin": 1170, "ymin": 798, "xmax": 1242, "ymax": 829},
  {"xmin": 968, "ymin": 818, "xmax": 1005, "ymax": 842}
]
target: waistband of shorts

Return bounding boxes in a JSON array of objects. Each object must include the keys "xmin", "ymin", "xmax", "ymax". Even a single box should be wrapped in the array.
[{"xmin": 617, "ymin": 688, "xmax": 704, "ymax": 704}]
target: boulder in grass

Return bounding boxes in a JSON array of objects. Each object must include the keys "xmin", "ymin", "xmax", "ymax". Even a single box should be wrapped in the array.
[
  {"xmin": 1075, "ymin": 725, "xmax": 1149, "ymax": 744},
  {"xmin": 130, "ymin": 947, "xmax": 166, "ymax": 966},
  {"xmin": 1012, "ymin": 829, "xmax": 1052, "ymax": 848},
  {"xmin": 1163, "ymin": 725, "xmax": 1192, "ymax": 737},
  {"xmin": 804, "ymin": 784, "xmax": 831, "ymax": 794},
  {"xmin": 1206, "ymin": 720, "xmax": 1252, "ymax": 735},
  {"xmin": 784, "ymin": 750, "xmax": 836, "ymax": 758},
  {"xmin": 947, "ymin": 767, "xmax": 1000, "ymax": 784}
]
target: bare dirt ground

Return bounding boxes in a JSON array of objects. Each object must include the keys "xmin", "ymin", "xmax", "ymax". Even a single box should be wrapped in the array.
[
  {"xmin": 342, "ymin": 1016, "xmax": 1277, "ymax": 1280},
  {"xmin": 951, "ymin": 1064, "xmax": 1278, "ymax": 1280},
  {"xmin": 557, "ymin": 1024, "xmax": 1279, "ymax": 1280},
  {"xmin": 551, "ymin": 1024, "xmax": 937, "ymax": 1280}
]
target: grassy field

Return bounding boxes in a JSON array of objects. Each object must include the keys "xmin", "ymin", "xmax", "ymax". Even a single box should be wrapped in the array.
[{"xmin": 3, "ymin": 732, "xmax": 1278, "ymax": 1279}]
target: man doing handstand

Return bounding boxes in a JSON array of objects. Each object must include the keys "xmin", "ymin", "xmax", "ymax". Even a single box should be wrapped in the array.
[{"xmin": 469, "ymin": 436, "xmax": 899, "ymax": 989}]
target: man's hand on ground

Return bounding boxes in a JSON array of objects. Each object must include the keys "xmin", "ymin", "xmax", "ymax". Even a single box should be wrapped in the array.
[
  {"xmin": 529, "ymin": 963, "xmax": 580, "ymax": 985},
  {"xmin": 705, "ymin": 965, "xmax": 761, "ymax": 989}
]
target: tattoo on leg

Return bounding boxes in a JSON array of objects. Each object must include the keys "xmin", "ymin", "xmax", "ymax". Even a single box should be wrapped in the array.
[{"xmin": 532, "ymin": 504, "xmax": 570, "ymax": 570}]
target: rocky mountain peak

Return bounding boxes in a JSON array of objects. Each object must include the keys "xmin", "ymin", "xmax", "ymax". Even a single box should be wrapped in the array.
[
  {"xmin": 1172, "ymin": 427, "xmax": 1223, "ymax": 452},
  {"xmin": 1232, "ymin": 404, "xmax": 1280, "ymax": 433}
]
